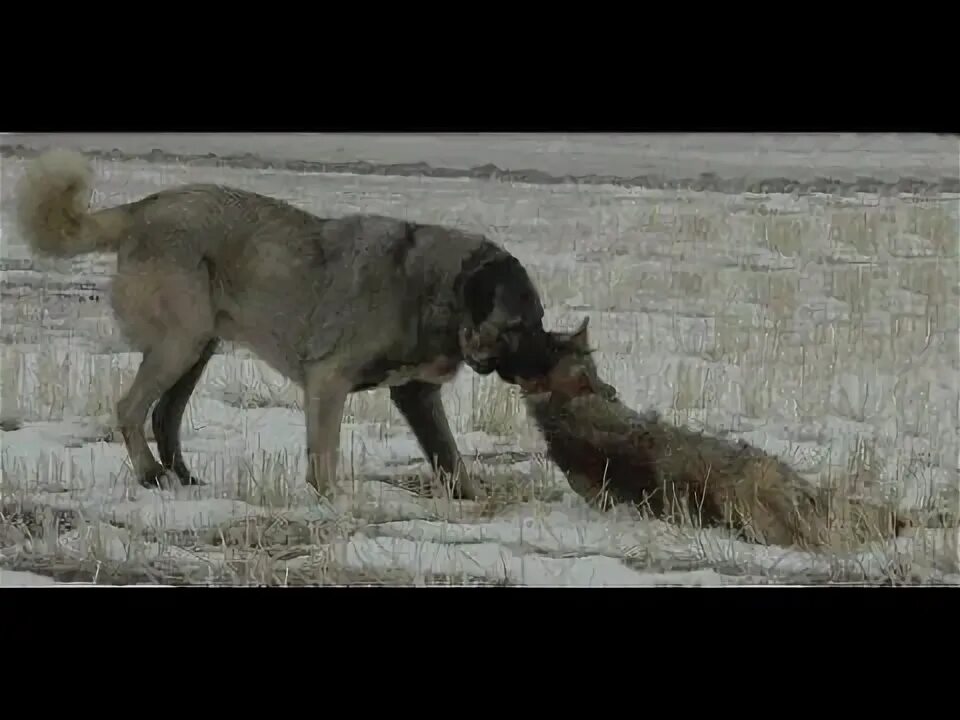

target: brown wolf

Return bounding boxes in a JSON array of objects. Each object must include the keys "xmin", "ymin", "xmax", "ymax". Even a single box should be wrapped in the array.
[
  {"xmin": 520, "ymin": 318, "xmax": 829, "ymax": 549},
  {"xmin": 15, "ymin": 149, "xmax": 565, "ymax": 500}
]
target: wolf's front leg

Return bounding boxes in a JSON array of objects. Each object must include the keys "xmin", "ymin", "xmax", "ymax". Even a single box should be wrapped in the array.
[{"xmin": 303, "ymin": 361, "xmax": 351, "ymax": 498}]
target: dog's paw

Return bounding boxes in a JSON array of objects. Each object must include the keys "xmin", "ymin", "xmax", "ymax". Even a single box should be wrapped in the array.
[
  {"xmin": 450, "ymin": 477, "xmax": 489, "ymax": 503},
  {"xmin": 174, "ymin": 468, "xmax": 205, "ymax": 487},
  {"xmin": 139, "ymin": 466, "xmax": 181, "ymax": 491}
]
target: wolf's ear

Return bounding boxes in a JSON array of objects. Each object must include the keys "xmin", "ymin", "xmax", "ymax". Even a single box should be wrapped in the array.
[{"xmin": 569, "ymin": 316, "xmax": 590, "ymax": 352}]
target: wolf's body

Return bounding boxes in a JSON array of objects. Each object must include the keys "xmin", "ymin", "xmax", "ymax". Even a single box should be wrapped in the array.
[
  {"xmin": 16, "ymin": 149, "xmax": 558, "ymax": 499},
  {"xmin": 523, "ymin": 319, "xmax": 829, "ymax": 549}
]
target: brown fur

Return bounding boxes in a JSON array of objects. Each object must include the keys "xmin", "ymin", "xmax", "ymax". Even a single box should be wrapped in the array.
[{"xmin": 524, "ymin": 318, "xmax": 830, "ymax": 549}]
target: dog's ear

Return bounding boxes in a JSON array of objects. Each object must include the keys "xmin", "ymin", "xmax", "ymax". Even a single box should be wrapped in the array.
[
  {"xmin": 461, "ymin": 260, "xmax": 500, "ymax": 326},
  {"xmin": 459, "ymin": 251, "xmax": 543, "ymax": 329},
  {"xmin": 461, "ymin": 254, "xmax": 528, "ymax": 325}
]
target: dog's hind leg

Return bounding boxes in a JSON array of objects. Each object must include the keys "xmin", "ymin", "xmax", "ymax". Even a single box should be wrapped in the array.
[
  {"xmin": 118, "ymin": 336, "xmax": 215, "ymax": 488},
  {"xmin": 303, "ymin": 360, "xmax": 352, "ymax": 498},
  {"xmin": 151, "ymin": 338, "xmax": 218, "ymax": 485},
  {"xmin": 390, "ymin": 381, "xmax": 485, "ymax": 501},
  {"xmin": 112, "ymin": 264, "xmax": 215, "ymax": 489}
]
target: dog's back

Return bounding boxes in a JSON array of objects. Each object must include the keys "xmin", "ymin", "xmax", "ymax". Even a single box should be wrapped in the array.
[{"xmin": 17, "ymin": 158, "xmax": 454, "ymax": 370}]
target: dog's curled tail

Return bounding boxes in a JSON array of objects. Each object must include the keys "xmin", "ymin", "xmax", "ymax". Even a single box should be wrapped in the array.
[{"xmin": 16, "ymin": 149, "xmax": 128, "ymax": 258}]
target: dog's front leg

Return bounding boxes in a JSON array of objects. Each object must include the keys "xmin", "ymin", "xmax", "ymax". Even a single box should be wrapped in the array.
[
  {"xmin": 304, "ymin": 361, "xmax": 351, "ymax": 498},
  {"xmin": 390, "ymin": 381, "xmax": 486, "ymax": 501}
]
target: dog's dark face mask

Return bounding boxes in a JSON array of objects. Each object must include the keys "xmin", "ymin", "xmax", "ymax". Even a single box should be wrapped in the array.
[
  {"xmin": 461, "ymin": 314, "xmax": 553, "ymax": 380},
  {"xmin": 491, "ymin": 328, "xmax": 556, "ymax": 383},
  {"xmin": 458, "ymin": 253, "xmax": 551, "ymax": 380}
]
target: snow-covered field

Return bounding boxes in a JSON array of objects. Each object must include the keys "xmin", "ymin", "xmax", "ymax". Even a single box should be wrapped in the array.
[{"xmin": 1, "ymin": 134, "xmax": 958, "ymax": 586}]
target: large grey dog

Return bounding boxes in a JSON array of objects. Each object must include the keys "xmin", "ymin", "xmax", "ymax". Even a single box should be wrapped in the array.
[{"xmin": 16, "ymin": 149, "xmax": 569, "ymax": 500}]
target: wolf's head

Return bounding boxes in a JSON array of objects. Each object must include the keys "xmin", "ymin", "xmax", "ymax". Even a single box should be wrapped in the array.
[{"xmin": 515, "ymin": 317, "xmax": 617, "ymax": 401}]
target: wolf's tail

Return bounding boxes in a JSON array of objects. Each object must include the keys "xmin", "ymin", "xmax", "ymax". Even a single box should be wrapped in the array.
[{"xmin": 15, "ymin": 149, "xmax": 129, "ymax": 258}]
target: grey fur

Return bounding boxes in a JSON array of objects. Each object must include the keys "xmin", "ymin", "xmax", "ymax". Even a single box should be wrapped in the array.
[{"xmin": 15, "ymin": 150, "xmax": 555, "ymax": 499}]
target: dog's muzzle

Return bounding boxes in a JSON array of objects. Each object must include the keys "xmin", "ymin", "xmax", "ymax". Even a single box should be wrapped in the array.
[
  {"xmin": 460, "ymin": 322, "xmax": 554, "ymax": 381},
  {"xmin": 494, "ymin": 330, "xmax": 555, "ymax": 384},
  {"xmin": 466, "ymin": 357, "xmax": 498, "ymax": 375},
  {"xmin": 459, "ymin": 324, "xmax": 501, "ymax": 376}
]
